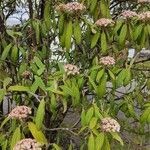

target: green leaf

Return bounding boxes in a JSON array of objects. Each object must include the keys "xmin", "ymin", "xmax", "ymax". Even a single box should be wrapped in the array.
[
  {"xmin": 73, "ymin": 20, "xmax": 82, "ymax": 44},
  {"xmin": 35, "ymin": 21, "xmax": 40, "ymax": 44},
  {"xmin": 62, "ymin": 98, "xmax": 67, "ymax": 113},
  {"xmin": 33, "ymin": 56, "xmax": 45, "ymax": 69},
  {"xmin": 116, "ymin": 69, "xmax": 126, "ymax": 87},
  {"xmin": 34, "ymin": 76, "xmax": 46, "ymax": 91},
  {"xmin": 97, "ymin": 74, "xmax": 107, "ymax": 98},
  {"xmin": 10, "ymin": 127, "xmax": 21, "ymax": 150},
  {"xmin": 103, "ymin": 136, "xmax": 110, "ymax": 150},
  {"xmin": 93, "ymin": 104, "xmax": 103, "ymax": 119},
  {"xmin": 50, "ymin": 93, "xmax": 57, "ymax": 112},
  {"xmin": 65, "ymin": 20, "xmax": 72, "ymax": 50},
  {"xmin": 35, "ymin": 99, "xmax": 45, "ymax": 130},
  {"xmin": 28, "ymin": 122, "xmax": 47, "ymax": 144},
  {"xmin": 113, "ymin": 21, "xmax": 123, "ymax": 34},
  {"xmin": 58, "ymin": 15, "xmax": 65, "ymax": 35},
  {"xmin": 140, "ymin": 107, "xmax": 150, "ymax": 124},
  {"xmin": 3, "ymin": 77, "xmax": 12, "ymax": 89},
  {"xmin": 95, "ymin": 132, "xmax": 104, "ymax": 150},
  {"xmin": 90, "ymin": 0, "xmax": 97, "ymax": 13},
  {"xmin": 8, "ymin": 85, "xmax": 30, "ymax": 92},
  {"xmin": 86, "ymin": 107, "xmax": 94, "ymax": 124},
  {"xmin": 11, "ymin": 45, "xmax": 18, "ymax": 62},
  {"xmin": 111, "ymin": 132, "xmax": 124, "ymax": 146},
  {"xmin": 1, "ymin": 43, "xmax": 12, "ymax": 61},
  {"xmin": 96, "ymin": 69, "xmax": 104, "ymax": 82},
  {"xmin": 0, "ymin": 89, "xmax": 6, "ymax": 103},
  {"xmin": 88, "ymin": 133, "xmax": 95, "ymax": 150},
  {"xmin": 108, "ymin": 70, "xmax": 115, "ymax": 80},
  {"xmin": 100, "ymin": 0, "xmax": 108, "ymax": 17},
  {"xmin": 119, "ymin": 24, "xmax": 127, "ymax": 46},
  {"xmin": 72, "ymin": 82, "xmax": 80, "ymax": 106},
  {"xmin": 134, "ymin": 24, "xmax": 143, "ymax": 40},
  {"xmin": 147, "ymin": 24, "xmax": 150, "ymax": 36},
  {"xmin": 89, "ymin": 117, "xmax": 98, "ymax": 129},
  {"xmin": 53, "ymin": 144, "xmax": 62, "ymax": 150},
  {"xmin": 47, "ymin": 88, "xmax": 64, "ymax": 95},
  {"xmin": 124, "ymin": 69, "xmax": 131, "ymax": 85},
  {"xmin": 88, "ymin": 76, "xmax": 97, "ymax": 92},
  {"xmin": 0, "ymin": 117, "xmax": 10, "ymax": 129},
  {"xmin": 91, "ymin": 32, "xmax": 100, "ymax": 48},
  {"xmin": 44, "ymin": 0, "xmax": 51, "ymax": 29},
  {"xmin": 81, "ymin": 109, "xmax": 86, "ymax": 126},
  {"xmin": 101, "ymin": 31, "xmax": 107, "ymax": 53}
]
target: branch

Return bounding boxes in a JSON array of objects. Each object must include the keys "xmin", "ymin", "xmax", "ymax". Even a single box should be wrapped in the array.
[{"xmin": 44, "ymin": 127, "xmax": 78, "ymax": 136}]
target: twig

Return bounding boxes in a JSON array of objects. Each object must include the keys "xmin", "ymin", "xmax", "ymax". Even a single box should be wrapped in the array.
[{"xmin": 44, "ymin": 127, "xmax": 78, "ymax": 136}]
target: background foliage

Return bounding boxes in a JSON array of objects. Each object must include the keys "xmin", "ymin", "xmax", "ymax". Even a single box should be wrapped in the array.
[{"xmin": 0, "ymin": 0, "xmax": 150, "ymax": 149}]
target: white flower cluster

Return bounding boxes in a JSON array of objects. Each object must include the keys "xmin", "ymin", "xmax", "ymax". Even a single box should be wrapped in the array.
[
  {"xmin": 138, "ymin": 0, "xmax": 150, "ymax": 3},
  {"xmin": 99, "ymin": 56, "xmax": 115, "ymax": 66},
  {"xmin": 13, "ymin": 138, "xmax": 42, "ymax": 150},
  {"xmin": 8, "ymin": 106, "xmax": 31, "ymax": 120},
  {"xmin": 64, "ymin": 64, "xmax": 80, "ymax": 75},
  {"xmin": 56, "ymin": 2, "xmax": 86, "ymax": 14},
  {"xmin": 95, "ymin": 18, "xmax": 115, "ymax": 27},
  {"xmin": 138, "ymin": 11, "xmax": 150, "ymax": 21},
  {"xmin": 101, "ymin": 117, "xmax": 120, "ymax": 132},
  {"xmin": 121, "ymin": 10, "xmax": 137, "ymax": 19}
]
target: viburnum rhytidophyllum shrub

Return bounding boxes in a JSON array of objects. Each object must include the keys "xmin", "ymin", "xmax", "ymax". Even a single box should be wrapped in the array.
[{"xmin": 0, "ymin": 0, "xmax": 150, "ymax": 149}]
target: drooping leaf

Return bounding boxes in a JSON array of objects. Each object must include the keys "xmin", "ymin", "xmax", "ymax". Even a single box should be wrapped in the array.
[
  {"xmin": 86, "ymin": 107, "xmax": 94, "ymax": 124},
  {"xmin": 89, "ymin": 117, "xmax": 98, "ymax": 129},
  {"xmin": 8, "ymin": 85, "xmax": 30, "ymax": 92},
  {"xmin": 88, "ymin": 133, "xmax": 95, "ymax": 150},
  {"xmin": 119, "ymin": 24, "xmax": 127, "ymax": 46},
  {"xmin": 111, "ymin": 132, "xmax": 124, "ymax": 146},
  {"xmin": 96, "ymin": 69, "xmax": 104, "ymax": 83},
  {"xmin": 134, "ymin": 24, "xmax": 143, "ymax": 40},
  {"xmin": 95, "ymin": 132, "xmax": 105, "ymax": 150},
  {"xmin": 53, "ymin": 143, "xmax": 62, "ymax": 150},
  {"xmin": 44, "ymin": 0, "xmax": 51, "ymax": 29},
  {"xmin": 1, "ymin": 43, "xmax": 12, "ymax": 61},
  {"xmin": 90, "ymin": 0, "xmax": 97, "ymax": 13},
  {"xmin": 97, "ymin": 73, "xmax": 107, "ymax": 98},
  {"xmin": 28, "ymin": 122, "xmax": 47, "ymax": 144},
  {"xmin": 65, "ymin": 20, "xmax": 72, "ymax": 50},
  {"xmin": 11, "ymin": 45, "xmax": 18, "ymax": 63},
  {"xmin": 81, "ymin": 109, "xmax": 86, "ymax": 126},
  {"xmin": 91, "ymin": 32, "xmax": 100, "ymax": 48},
  {"xmin": 0, "ymin": 89, "xmax": 6, "ymax": 103},
  {"xmin": 10, "ymin": 127, "xmax": 21, "ymax": 150},
  {"xmin": 58, "ymin": 15, "xmax": 65, "ymax": 35},
  {"xmin": 73, "ymin": 20, "xmax": 82, "ymax": 44},
  {"xmin": 101, "ymin": 31, "xmax": 107, "ymax": 53},
  {"xmin": 35, "ymin": 99, "xmax": 45, "ymax": 130},
  {"xmin": 140, "ymin": 107, "xmax": 150, "ymax": 124}
]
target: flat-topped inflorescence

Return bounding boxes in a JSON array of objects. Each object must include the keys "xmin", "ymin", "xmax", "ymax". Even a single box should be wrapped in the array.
[
  {"xmin": 64, "ymin": 64, "xmax": 80, "ymax": 75},
  {"xmin": 138, "ymin": 0, "xmax": 150, "ymax": 3},
  {"xmin": 56, "ymin": 2, "xmax": 86, "ymax": 14},
  {"xmin": 99, "ymin": 56, "xmax": 115, "ymax": 66},
  {"xmin": 8, "ymin": 106, "xmax": 32, "ymax": 120},
  {"xmin": 121, "ymin": 10, "xmax": 137, "ymax": 19},
  {"xmin": 101, "ymin": 117, "xmax": 120, "ymax": 132},
  {"xmin": 138, "ymin": 11, "xmax": 150, "ymax": 21},
  {"xmin": 13, "ymin": 138, "xmax": 42, "ymax": 150},
  {"xmin": 95, "ymin": 18, "xmax": 115, "ymax": 27}
]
